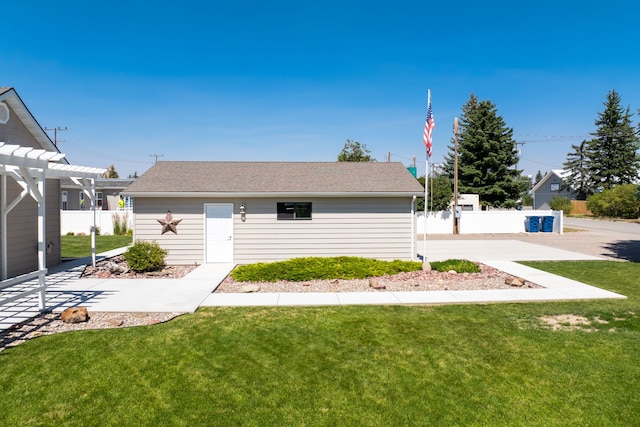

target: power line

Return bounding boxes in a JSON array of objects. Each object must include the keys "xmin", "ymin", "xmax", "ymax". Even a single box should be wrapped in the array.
[{"xmin": 45, "ymin": 126, "xmax": 67, "ymax": 147}]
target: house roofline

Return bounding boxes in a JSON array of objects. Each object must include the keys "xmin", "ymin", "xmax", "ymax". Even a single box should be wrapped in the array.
[
  {"xmin": 0, "ymin": 88, "xmax": 66, "ymax": 162},
  {"xmin": 121, "ymin": 191, "xmax": 423, "ymax": 198}
]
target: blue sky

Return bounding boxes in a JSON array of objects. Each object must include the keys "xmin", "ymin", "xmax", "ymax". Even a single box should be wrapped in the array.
[{"xmin": 2, "ymin": 0, "xmax": 639, "ymax": 179}]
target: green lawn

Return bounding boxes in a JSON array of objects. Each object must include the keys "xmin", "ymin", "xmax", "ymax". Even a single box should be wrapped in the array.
[
  {"xmin": 1, "ymin": 261, "xmax": 639, "ymax": 426},
  {"xmin": 61, "ymin": 235, "xmax": 133, "ymax": 258}
]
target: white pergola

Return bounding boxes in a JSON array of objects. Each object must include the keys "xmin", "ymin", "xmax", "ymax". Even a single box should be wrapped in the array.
[{"xmin": 0, "ymin": 142, "xmax": 105, "ymax": 310}]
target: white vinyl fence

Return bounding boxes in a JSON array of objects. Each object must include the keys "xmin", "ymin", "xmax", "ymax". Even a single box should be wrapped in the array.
[
  {"xmin": 61, "ymin": 209, "xmax": 133, "ymax": 235},
  {"xmin": 417, "ymin": 210, "xmax": 563, "ymax": 235}
]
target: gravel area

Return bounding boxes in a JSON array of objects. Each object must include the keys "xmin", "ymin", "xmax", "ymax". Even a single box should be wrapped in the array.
[
  {"xmin": 80, "ymin": 255, "xmax": 197, "ymax": 279},
  {"xmin": 215, "ymin": 263, "xmax": 540, "ymax": 293},
  {"xmin": 1, "ymin": 311, "xmax": 183, "ymax": 352}
]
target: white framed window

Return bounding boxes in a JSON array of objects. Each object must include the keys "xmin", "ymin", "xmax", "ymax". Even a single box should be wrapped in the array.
[
  {"xmin": 79, "ymin": 192, "xmax": 85, "ymax": 210},
  {"xmin": 550, "ymin": 183, "xmax": 560, "ymax": 192},
  {"xmin": 61, "ymin": 191, "xmax": 68, "ymax": 210},
  {"xmin": 96, "ymin": 192, "xmax": 103, "ymax": 208}
]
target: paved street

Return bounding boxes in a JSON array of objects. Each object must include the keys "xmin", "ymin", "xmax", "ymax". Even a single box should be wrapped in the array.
[{"xmin": 425, "ymin": 217, "xmax": 640, "ymax": 262}]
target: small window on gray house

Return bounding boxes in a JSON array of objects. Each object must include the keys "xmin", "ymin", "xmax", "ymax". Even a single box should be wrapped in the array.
[
  {"xmin": 277, "ymin": 202, "xmax": 312, "ymax": 220},
  {"xmin": 550, "ymin": 183, "xmax": 560, "ymax": 192},
  {"xmin": 61, "ymin": 191, "xmax": 68, "ymax": 210}
]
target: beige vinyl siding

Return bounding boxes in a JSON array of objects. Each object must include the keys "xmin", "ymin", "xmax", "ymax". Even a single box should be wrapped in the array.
[
  {"xmin": 234, "ymin": 197, "xmax": 414, "ymax": 263},
  {"xmin": 133, "ymin": 196, "xmax": 415, "ymax": 265},
  {"xmin": 133, "ymin": 198, "xmax": 211, "ymax": 265}
]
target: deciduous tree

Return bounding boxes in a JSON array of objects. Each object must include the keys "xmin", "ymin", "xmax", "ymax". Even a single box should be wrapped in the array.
[{"xmin": 337, "ymin": 140, "xmax": 375, "ymax": 162}]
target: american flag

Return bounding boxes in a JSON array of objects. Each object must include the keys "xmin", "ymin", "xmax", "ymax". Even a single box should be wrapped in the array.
[{"xmin": 423, "ymin": 97, "xmax": 435, "ymax": 157}]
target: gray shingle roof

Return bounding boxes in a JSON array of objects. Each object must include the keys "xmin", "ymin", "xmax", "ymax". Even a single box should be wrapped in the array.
[{"xmin": 124, "ymin": 161, "xmax": 424, "ymax": 196}]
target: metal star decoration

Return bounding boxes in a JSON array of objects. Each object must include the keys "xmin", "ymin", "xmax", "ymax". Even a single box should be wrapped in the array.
[{"xmin": 157, "ymin": 210, "xmax": 182, "ymax": 234}]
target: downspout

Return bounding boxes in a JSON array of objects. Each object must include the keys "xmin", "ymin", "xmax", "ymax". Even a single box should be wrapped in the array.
[{"xmin": 411, "ymin": 195, "xmax": 416, "ymax": 261}]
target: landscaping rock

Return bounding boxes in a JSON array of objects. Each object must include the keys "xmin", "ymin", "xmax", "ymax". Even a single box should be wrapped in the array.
[
  {"xmin": 368, "ymin": 277, "xmax": 386, "ymax": 290},
  {"xmin": 239, "ymin": 284, "xmax": 261, "ymax": 293},
  {"xmin": 61, "ymin": 307, "xmax": 89, "ymax": 324},
  {"xmin": 505, "ymin": 277, "xmax": 527, "ymax": 287},
  {"xmin": 422, "ymin": 262, "xmax": 432, "ymax": 271}
]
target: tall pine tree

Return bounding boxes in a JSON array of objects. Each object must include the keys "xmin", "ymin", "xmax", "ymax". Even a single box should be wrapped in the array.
[
  {"xmin": 562, "ymin": 140, "xmax": 592, "ymax": 199},
  {"xmin": 586, "ymin": 90, "xmax": 639, "ymax": 189},
  {"xmin": 444, "ymin": 93, "xmax": 521, "ymax": 208}
]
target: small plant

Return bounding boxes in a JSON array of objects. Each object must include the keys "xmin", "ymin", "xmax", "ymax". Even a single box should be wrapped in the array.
[
  {"xmin": 549, "ymin": 196, "xmax": 573, "ymax": 215},
  {"xmin": 66, "ymin": 231, "xmax": 75, "ymax": 236},
  {"xmin": 430, "ymin": 259, "xmax": 480, "ymax": 273},
  {"xmin": 112, "ymin": 212, "xmax": 130, "ymax": 235},
  {"xmin": 123, "ymin": 240, "xmax": 168, "ymax": 272}
]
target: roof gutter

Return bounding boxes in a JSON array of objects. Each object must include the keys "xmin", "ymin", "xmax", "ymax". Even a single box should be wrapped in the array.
[{"xmin": 121, "ymin": 191, "xmax": 424, "ymax": 198}]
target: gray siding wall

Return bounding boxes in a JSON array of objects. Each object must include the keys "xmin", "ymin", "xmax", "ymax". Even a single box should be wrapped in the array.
[
  {"xmin": 0, "ymin": 103, "xmax": 61, "ymax": 277},
  {"xmin": 0, "ymin": 178, "xmax": 60, "ymax": 277},
  {"xmin": 0, "ymin": 103, "xmax": 41, "ymax": 147},
  {"xmin": 133, "ymin": 197, "xmax": 415, "ymax": 265},
  {"xmin": 534, "ymin": 175, "xmax": 574, "ymax": 209}
]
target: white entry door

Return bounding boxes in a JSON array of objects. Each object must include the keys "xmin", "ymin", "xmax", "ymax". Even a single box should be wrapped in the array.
[{"xmin": 205, "ymin": 203, "xmax": 234, "ymax": 263}]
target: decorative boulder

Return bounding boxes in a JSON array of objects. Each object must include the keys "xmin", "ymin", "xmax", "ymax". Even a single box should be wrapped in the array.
[
  {"xmin": 239, "ymin": 284, "xmax": 261, "ymax": 293},
  {"xmin": 368, "ymin": 277, "xmax": 386, "ymax": 290},
  {"xmin": 60, "ymin": 307, "xmax": 89, "ymax": 324},
  {"xmin": 505, "ymin": 277, "xmax": 527, "ymax": 287}
]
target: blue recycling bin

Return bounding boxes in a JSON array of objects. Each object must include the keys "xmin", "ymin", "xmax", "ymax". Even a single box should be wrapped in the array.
[
  {"xmin": 541, "ymin": 216, "xmax": 554, "ymax": 232},
  {"xmin": 525, "ymin": 216, "xmax": 540, "ymax": 233}
]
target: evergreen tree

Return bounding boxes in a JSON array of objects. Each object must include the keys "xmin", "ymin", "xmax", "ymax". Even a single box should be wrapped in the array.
[
  {"xmin": 445, "ymin": 93, "xmax": 521, "ymax": 208},
  {"xmin": 562, "ymin": 140, "xmax": 592, "ymax": 199},
  {"xmin": 337, "ymin": 140, "xmax": 375, "ymax": 162},
  {"xmin": 586, "ymin": 90, "xmax": 640, "ymax": 189},
  {"xmin": 534, "ymin": 170, "xmax": 544, "ymax": 186}
]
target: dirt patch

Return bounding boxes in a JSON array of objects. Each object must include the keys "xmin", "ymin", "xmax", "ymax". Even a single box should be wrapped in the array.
[{"xmin": 540, "ymin": 314, "xmax": 611, "ymax": 332}]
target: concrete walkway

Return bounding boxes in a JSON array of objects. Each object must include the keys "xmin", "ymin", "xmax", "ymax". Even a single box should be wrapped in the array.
[
  {"xmin": 200, "ymin": 247, "xmax": 624, "ymax": 307},
  {"xmin": 0, "ymin": 240, "xmax": 627, "ymax": 332}
]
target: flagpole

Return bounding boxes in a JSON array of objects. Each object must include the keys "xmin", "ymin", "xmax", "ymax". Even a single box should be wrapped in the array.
[{"xmin": 423, "ymin": 89, "xmax": 430, "ymax": 265}]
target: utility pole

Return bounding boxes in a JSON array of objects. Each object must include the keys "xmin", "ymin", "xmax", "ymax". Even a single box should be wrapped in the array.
[
  {"xmin": 453, "ymin": 118, "xmax": 459, "ymax": 235},
  {"xmin": 515, "ymin": 141, "xmax": 526, "ymax": 173},
  {"xmin": 150, "ymin": 154, "xmax": 164, "ymax": 163},
  {"xmin": 45, "ymin": 126, "xmax": 67, "ymax": 148}
]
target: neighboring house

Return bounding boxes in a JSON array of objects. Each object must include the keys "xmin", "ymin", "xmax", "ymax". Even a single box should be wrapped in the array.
[
  {"xmin": 532, "ymin": 169, "xmax": 574, "ymax": 209},
  {"xmin": 123, "ymin": 161, "xmax": 425, "ymax": 265},
  {"xmin": 60, "ymin": 178, "xmax": 135, "ymax": 210},
  {"xmin": 0, "ymin": 87, "xmax": 104, "ymax": 279}
]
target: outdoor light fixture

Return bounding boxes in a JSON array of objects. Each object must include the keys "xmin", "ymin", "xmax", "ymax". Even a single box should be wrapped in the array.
[{"xmin": 240, "ymin": 204, "xmax": 246, "ymax": 222}]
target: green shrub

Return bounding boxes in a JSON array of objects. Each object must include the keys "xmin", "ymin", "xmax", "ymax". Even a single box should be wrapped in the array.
[
  {"xmin": 231, "ymin": 256, "xmax": 422, "ymax": 282},
  {"xmin": 549, "ymin": 196, "xmax": 573, "ymax": 215},
  {"xmin": 123, "ymin": 240, "xmax": 168, "ymax": 272},
  {"xmin": 587, "ymin": 184, "xmax": 639, "ymax": 219},
  {"xmin": 430, "ymin": 259, "xmax": 480, "ymax": 273},
  {"xmin": 66, "ymin": 231, "xmax": 75, "ymax": 236}
]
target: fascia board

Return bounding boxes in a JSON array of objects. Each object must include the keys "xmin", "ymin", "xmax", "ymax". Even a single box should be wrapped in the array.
[{"xmin": 121, "ymin": 191, "xmax": 422, "ymax": 198}]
